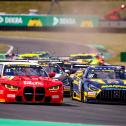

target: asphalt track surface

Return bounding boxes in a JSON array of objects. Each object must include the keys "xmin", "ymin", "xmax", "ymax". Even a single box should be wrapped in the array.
[
  {"xmin": 0, "ymin": 37, "xmax": 91, "ymax": 56},
  {"xmin": 0, "ymin": 37, "xmax": 126, "ymax": 125}
]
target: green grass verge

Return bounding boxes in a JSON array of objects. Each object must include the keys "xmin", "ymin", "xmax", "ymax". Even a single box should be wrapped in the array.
[
  {"xmin": 0, "ymin": 118, "xmax": 102, "ymax": 126},
  {"xmin": 0, "ymin": 31, "xmax": 126, "ymax": 65},
  {"xmin": 0, "ymin": 43, "xmax": 10, "ymax": 53}
]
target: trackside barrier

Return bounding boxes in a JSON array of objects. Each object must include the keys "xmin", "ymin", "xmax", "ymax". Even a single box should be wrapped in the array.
[
  {"xmin": 0, "ymin": 14, "xmax": 126, "ymax": 32},
  {"xmin": 0, "ymin": 14, "xmax": 99, "ymax": 27},
  {"xmin": 120, "ymin": 52, "xmax": 126, "ymax": 62}
]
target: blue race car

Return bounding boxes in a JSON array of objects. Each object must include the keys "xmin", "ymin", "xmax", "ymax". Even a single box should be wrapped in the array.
[{"xmin": 71, "ymin": 65, "xmax": 126, "ymax": 103}]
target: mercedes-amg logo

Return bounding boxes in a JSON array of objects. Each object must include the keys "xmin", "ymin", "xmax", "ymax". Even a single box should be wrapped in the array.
[{"xmin": 114, "ymin": 90, "xmax": 120, "ymax": 98}]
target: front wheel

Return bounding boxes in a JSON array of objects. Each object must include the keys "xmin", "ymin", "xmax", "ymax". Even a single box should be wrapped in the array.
[
  {"xmin": 70, "ymin": 83, "xmax": 74, "ymax": 100},
  {"xmin": 81, "ymin": 86, "xmax": 88, "ymax": 103}
]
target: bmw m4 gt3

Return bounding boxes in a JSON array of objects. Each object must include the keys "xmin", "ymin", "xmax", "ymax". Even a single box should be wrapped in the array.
[{"xmin": 0, "ymin": 61, "xmax": 63, "ymax": 104}]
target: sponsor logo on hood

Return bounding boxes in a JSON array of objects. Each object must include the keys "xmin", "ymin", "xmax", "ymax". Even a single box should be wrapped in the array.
[
  {"xmin": 24, "ymin": 81, "xmax": 43, "ymax": 85},
  {"xmin": 105, "ymin": 79, "xmax": 120, "ymax": 84},
  {"xmin": 101, "ymin": 85, "xmax": 126, "ymax": 88}
]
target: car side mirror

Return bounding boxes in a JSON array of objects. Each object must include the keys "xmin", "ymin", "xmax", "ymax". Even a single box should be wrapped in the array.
[{"xmin": 48, "ymin": 72, "xmax": 56, "ymax": 78}]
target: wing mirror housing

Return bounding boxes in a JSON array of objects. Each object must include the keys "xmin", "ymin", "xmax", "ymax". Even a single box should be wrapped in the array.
[{"xmin": 48, "ymin": 72, "xmax": 56, "ymax": 78}]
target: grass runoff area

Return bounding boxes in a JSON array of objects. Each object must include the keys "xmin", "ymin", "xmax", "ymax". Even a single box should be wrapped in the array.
[
  {"xmin": 0, "ymin": 31, "xmax": 126, "ymax": 65},
  {"xmin": 0, "ymin": 43, "xmax": 10, "ymax": 53}
]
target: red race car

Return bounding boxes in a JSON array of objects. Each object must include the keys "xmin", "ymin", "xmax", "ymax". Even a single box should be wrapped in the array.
[{"xmin": 0, "ymin": 61, "xmax": 63, "ymax": 104}]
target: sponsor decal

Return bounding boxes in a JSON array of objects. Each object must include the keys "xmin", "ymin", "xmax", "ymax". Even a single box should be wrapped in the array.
[
  {"xmin": 80, "ymin": 20, "xmax": 93, "ymax": 28},
  {"xmin": 7, "ymin": 64, "xmax": 30, "ymax": 67},
  {"xmin": 91, "ymin": 79, "xmax": 105, "ymax": 84},
  {"xmin": 5, "ymin": 17, "xmax": 23, "ymax": 24},
  {"xmin": 53, "ymin": 17, "xmax": 59, "ymax": 26},
  {"xmin": 7, "ymin": 94, "xmax": 15, "ymax": 98},
  {"xmin": 88, "ymin": 92, "xmax": 96, "ymax": 96},
  {"xmin": 52, "ymin": 95, "xmax": 59, "ymax": 99},
  {"xmin": 0, "ymin": 90, "xmax": 4, "ymax": 94},
  {"xmin": 101, "ymin": 85, "xmax": 126, "ymax": 88},
  {"xmin": 0, "ymin": 16, "xmax": 23, "ymax": 24},
  {"xmin": 107, "ymin": 80, "xmax": 119, "ymax": 84},
  {"xmin": 28, "ymin": 18, "xmax": 43, "ymax": 27},
  {"xmin": 24, "ymin": 81, "xmax": 43, "ymax": 85},
  {"xmin": 53, "ymin": 17, "xmax": 76, "ymax": 26},
  {"xmin": 0, "ymin": 16, "xmax": 4, "ymax": 23}
]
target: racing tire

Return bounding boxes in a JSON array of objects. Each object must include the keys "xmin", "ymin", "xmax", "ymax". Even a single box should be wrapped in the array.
[
  {"xmin": 70, "ymin": 81, "xmax": 74, "ymax": 100},
  {"xmin": 71, "ymin": 87, "xmax": 74, "ymax": 100},
  {"xmin": 81, "ymin": 86, "xmax": 88, "ymax": 103},
  {"xmin": 70, "ymin": 83, "xmax": 73, "ymax": 96}
]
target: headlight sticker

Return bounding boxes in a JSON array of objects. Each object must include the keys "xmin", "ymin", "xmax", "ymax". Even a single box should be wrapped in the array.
[{"xmin": 49, "ymin": 86, "xmax": 60, "ymax": 90}]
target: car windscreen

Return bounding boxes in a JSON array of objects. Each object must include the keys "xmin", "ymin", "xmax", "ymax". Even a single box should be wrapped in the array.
[
  {"xmin": 86, "ymin": 69, "xmax": 123, "ymax": 79},
  {"xmin": 3, "ymin": 65, "xmax": 48, "ymax": 77},
  {"xmin": 44, "ymin": 65, "xmax": 63, "ymax": 74}
]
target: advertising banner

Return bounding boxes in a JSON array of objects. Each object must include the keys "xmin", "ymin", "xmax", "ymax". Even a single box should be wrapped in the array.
[
  {"xmin": 49, "ymin": 15, "xmax": 99, "ymax": 27},
  {"xmin": 0, "ymin": 15, "xmax": 47, "ymax": 27},
  {"xmin": 0, "ymin": 14, "xmax": 99, "ymax": 27}
]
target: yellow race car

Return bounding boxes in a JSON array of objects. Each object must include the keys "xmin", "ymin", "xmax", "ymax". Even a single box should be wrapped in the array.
[
  {"xmin": 17, "ymin": 51, "xmax": 50, "ymax": 60},
  {"xmin": 69, "ymin": 53, "xmax": 104, "ymax": 65}
]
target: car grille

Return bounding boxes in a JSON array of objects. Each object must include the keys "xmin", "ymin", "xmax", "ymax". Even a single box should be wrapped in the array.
[
  {"xmin": 35, "ymin": 87, "xmax": 45, "ymax": 101},
  {"xmin": 23, "ymin": 87, "xmax": 45, "ymax": 102},
  {"xmin": 24, "ymin": 87, "xmax": 34, "ymax": 101},
  {"xmin": 97, "ymin": 90, "xmax": 126, "ymax": 102}
]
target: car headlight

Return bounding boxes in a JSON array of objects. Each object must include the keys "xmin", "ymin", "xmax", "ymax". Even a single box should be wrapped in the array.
[
  {"xmin": 89, "ymin": 84, "xmax": 99, "ymax": 91},
  {"xmin": 48, "ymin": 85, "xmax": 60, "ymax": 90},
  {"xmin": 4, "ymin": 84, "xmax": 19, "ymax": 91}
]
